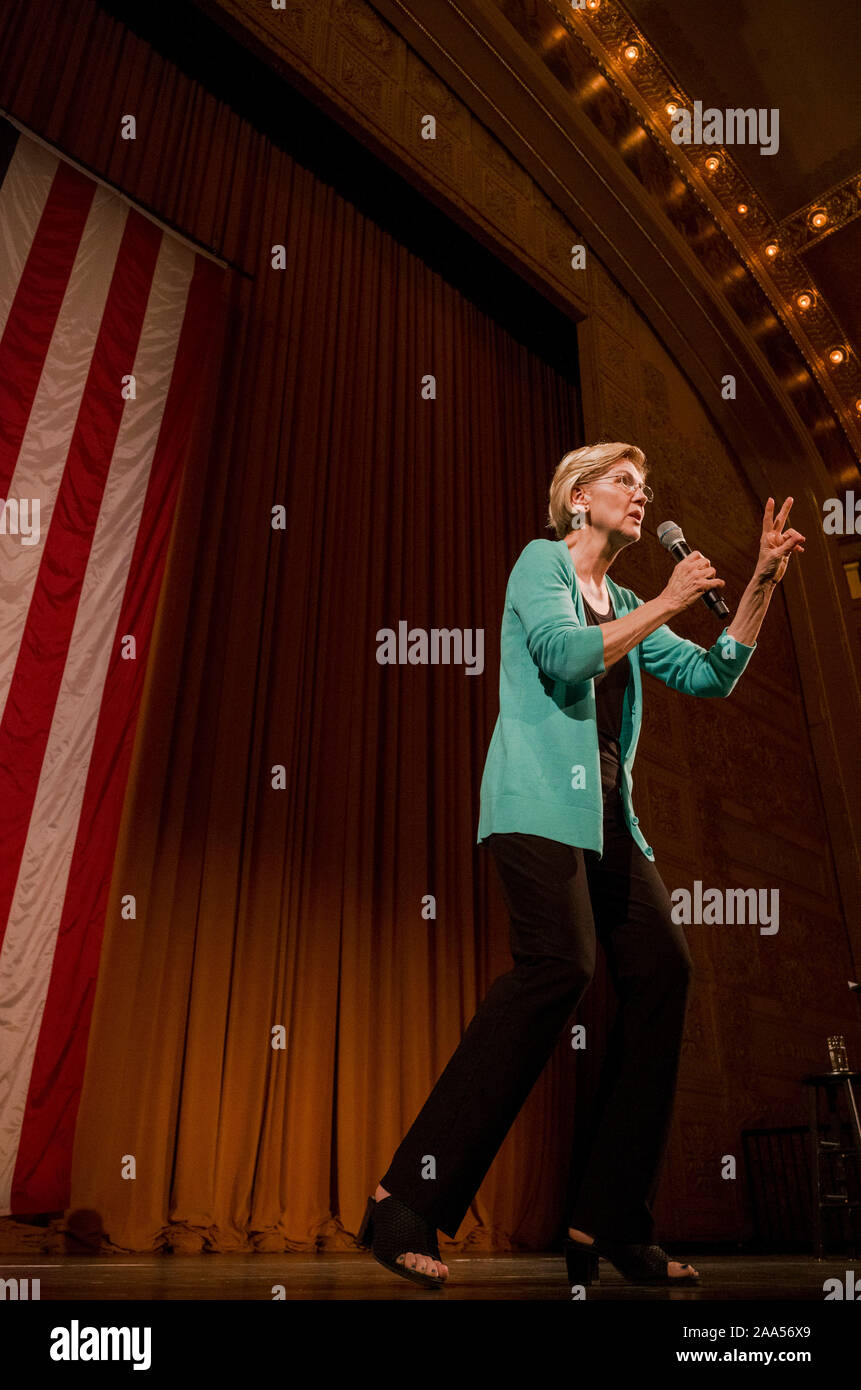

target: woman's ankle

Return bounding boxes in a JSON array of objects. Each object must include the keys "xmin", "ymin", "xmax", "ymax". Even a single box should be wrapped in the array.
[{"xmin": 567, "ymin": 1226, "xmax": 594, "ymax": 1245}]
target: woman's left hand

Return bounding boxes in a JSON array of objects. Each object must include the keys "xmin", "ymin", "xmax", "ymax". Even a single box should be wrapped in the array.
[{"xmin": 754, "ymin": 497, "xmax": 805, "ymax": 587}]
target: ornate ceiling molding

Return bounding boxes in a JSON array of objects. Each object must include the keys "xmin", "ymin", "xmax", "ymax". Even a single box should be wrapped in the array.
[
  {"xmin": 559, "ymin": 0, "xmax": 861, "ymax": 464},
  {"xmin": 777, "ymin": 175, "xmax": 861, "ymax": 251}
]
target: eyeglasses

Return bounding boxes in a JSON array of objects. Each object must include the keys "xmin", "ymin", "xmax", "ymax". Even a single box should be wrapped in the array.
[{"xmin": 590, "ymin": 472, "xmax": 654, "ymax": 503}]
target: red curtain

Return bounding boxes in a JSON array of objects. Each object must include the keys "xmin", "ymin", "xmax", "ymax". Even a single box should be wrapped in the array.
[{"xmin": 0, "ymin": 0, "xmax": 589, "ymax": 1253}]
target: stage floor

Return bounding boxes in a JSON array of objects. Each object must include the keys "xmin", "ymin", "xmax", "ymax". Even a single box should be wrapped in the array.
[{"xmin": 2, "ymin": 1250, "xmax": 856, "ymax": 1299}]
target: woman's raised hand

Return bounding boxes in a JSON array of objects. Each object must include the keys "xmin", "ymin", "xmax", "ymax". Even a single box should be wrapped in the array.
[{"xmin": 755, "ymin": 497, "xmax": 805, "ymax": 587}]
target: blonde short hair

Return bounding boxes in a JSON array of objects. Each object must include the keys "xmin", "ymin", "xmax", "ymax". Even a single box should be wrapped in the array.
[{"xmin": 547, "ymin": 441, "xmax": 648, "ymax": 539}]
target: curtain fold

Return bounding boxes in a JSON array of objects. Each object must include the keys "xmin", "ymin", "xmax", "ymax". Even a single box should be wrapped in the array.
[{"xmin": 0, "ymin": 0, "xmax": 586, "ymax": 1252}]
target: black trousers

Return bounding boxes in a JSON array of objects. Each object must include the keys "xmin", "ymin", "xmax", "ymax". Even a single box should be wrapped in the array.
[{"xmin": 380, "ymin": 789, "xmax": 693, "ymax": 1242}]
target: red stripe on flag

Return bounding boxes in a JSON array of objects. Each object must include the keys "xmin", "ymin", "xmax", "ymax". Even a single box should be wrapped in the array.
[
  {"xmin": 11, "ymin": 255, "xmax": 224, "ymax": 1215},
  {"xmin": 0, "ymin": 207, "xmax": 161, "ymax": 955},
  {"xmin": 0, "ymin": 161, "xmax": 95, "ymax": 490}
]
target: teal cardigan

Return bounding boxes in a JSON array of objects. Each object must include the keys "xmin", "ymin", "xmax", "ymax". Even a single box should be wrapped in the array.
[{"xmin": 476, "ymin": 539, "xmax": 756, "ymax": 860}]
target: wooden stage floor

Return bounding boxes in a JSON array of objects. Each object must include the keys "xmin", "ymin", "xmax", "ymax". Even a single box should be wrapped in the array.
[{"xmin": 3, "ymin": 1250, "xmax": 857, "ymax": 1299}]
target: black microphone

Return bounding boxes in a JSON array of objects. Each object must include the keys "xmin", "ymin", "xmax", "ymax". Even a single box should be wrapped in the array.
[{"xmin": 657, "ymin": 520, "xmax": 730, "ymax": 619}]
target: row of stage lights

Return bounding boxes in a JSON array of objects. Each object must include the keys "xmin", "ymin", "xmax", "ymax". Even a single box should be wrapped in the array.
[{"xmin": 571, "ymin": 0, "xmax": 861, "ymax": 417}]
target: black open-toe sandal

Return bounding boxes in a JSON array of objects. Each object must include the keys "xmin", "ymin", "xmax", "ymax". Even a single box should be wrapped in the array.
[
  {"xmin": 357, "ymin": 1194, "xmax": 446, "ymax": 1290},
  {"xmin": 565, "ymin": 1235, "xmax": 699, "ymax": 1287}
]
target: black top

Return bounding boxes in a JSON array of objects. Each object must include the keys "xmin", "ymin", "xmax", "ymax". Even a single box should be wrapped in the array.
[{"xmin": 581, "ymin": 590, "xmax": 630, "ymax": 794}]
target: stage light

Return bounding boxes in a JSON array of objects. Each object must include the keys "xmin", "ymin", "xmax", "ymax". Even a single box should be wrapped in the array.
[
  {"xmin": 855, "ymin": 398, "xmax": 861, "ymax": 415},
  {"xmin": 624, "ymin": 44, "xmax": 640, "ymax": 62},
  {"xmin": 828, "ymin": 346, "xmax": 846, "ymax": 365},
  {"xmin": 704, "ymin": 156, "xmax": 721, "ymax": 172},
  {"xmin": 736, "ymin": 203, "xmax": 749, "ymax": 215},
  {"xmin": 586, "ymin": 0, "xmax": 601, "ymax": 10},
  {"xmin": 796, "ymin": 292, "xmax": 814, "ymax": 311},
  {"xmin": 665, "ymin": 100, "xmax": 679, "ymax": 116},
  {"xmin": 809, "ymin": 208, "xmax": 828, "ymax": 230},
  {"xmin": 764, "ymin": 241, "xmax": 779, "ymax": 258}
]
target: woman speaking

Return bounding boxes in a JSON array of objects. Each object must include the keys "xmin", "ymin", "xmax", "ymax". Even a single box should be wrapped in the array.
[{"xmin": 359, "ymin": 441, "xmax": 805, "ymax": 1288}]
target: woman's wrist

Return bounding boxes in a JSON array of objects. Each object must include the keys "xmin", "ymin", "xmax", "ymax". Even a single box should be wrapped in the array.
[
  {"xmin": 726, "ymin": 574, "xmax": 774, "ymax": 646},
  {"xmin": 652, "ymin": 591, "xmax": 685, "ymax": 624}
]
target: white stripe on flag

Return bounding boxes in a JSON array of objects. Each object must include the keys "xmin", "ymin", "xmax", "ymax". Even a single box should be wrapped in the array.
[
  {"xmin": 0, "ymin": 135, "xmax": 56, "ymax": 341},
  {"xmin": 0, "ymin": 182, "xmax": 127, "ymax": 720}
]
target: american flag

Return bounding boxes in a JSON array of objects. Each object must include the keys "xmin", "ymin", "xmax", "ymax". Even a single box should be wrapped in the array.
[{"xmin": 0, "ymin": 114, "xmax": 224, "ymax": 1215}]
